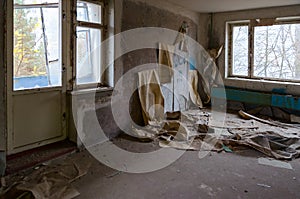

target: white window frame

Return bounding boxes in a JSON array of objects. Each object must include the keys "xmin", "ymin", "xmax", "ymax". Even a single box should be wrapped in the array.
[
  {"xmin": 226, "ymin": 16, "xmax": 300, "ymax": 83},
  {"xmin": 73, "ymin": 0, "xmax": 108, "ymax": 90},
  {"xmin": 12, "ymin": 1, "xmax": 62, "ymax": 92}
]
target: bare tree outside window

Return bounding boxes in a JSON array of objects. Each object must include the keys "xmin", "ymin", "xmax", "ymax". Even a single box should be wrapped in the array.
[
  {"xmin": 13, "ymin": 0, "xmax": 60, "ymax": 90},
  {"xmin": 14, "ymin": 3, "xmax": 46, "ymax": 77},
  {"xmin": 228, "ymin": 19, "xmax": 300, "ymax": 82},
  {"xmin": 254, "ymin": 24, "xmax": 300, "ymax": 80},
  {"xmin": 232, "ymin": 26, "xmax": 248, "ymax": 76}
]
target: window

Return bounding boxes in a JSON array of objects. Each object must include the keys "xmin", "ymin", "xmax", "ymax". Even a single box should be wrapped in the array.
[
  {"xmin": 13, "ymin": 0, "xmax": 61, "ymax": 90},
  {"xmin": 227, "ymin": 17, "xmax": 300, "ymax": 82},
  {"xmin": 231, "ymin": 24, "xmax": 249, "ymax": 76},
  {"xmin": 75, "ymin": 1, "xmax": 104, "ymax": 86}
]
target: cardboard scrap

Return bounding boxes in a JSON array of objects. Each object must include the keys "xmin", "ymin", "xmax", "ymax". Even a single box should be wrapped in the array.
[
  {"xmin": 158, "ymin": 43, "xmax": 174, "ymax": 84},
  {"xmin": 166, "ymin": 111, "xmax": 181, "ymax": 120},
  {"xmin": 138, "ymin": 69, "xmax": 165, "ymax": 125},
  {"xmin": 188, "ymin": 70, "xmax": 203, "ymax": 108},
  {"xmin": 0, "ymin": 156, "xmax": 91, "ymax": 199},
  {"xmin": 161, "ymin": 121, "xmax": 190, "ymax": 141},
  {"xmin": 130, "ymin": 126, "xmax": 157, "ymax": 141},
  {"xmin": 123, "ymin": 108, "xmax": 300, "ymax": 159},
  {"xmin": 223, "ymin": 131, "xmax": 300, "ymax": 160}
]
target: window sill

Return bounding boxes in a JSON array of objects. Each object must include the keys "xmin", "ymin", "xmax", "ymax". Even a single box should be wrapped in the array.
[
  {"xmin": 224, "ymin": 77, "xmax": 300, "ymax": 96},
  {"xmin": 70, "ymin": 87, "xmax": 113, "ymax": 96}
]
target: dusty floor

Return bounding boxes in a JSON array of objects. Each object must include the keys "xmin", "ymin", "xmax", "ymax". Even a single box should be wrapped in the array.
[
  {"xmin": 71, "ymin": 146, "xmax": 300, "ymax": 199},
  {"xmin": 3, "ymin": 109, "xmax": 300, "ymax": 199},
  {"xmin": 6, "ymin": 140, "xmax": 77, "ymax": 175},
  {"xmin": 2, "ymin": 138, "xmax": 300, "ymax": 199}
]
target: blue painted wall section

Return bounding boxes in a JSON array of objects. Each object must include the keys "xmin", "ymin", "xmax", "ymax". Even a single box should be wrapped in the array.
[
  {"xmin": 272, "ymin": 95, "xmax": 300, "ymax": 111},
  {"xmin": 211, "ymin": 87, "xmax": 300, "ymax": 111}
]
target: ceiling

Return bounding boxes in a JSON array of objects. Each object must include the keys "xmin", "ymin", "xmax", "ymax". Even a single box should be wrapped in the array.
[{"xmin": 165, "ymin": 0, "xmax": 300, "ymax": 13}]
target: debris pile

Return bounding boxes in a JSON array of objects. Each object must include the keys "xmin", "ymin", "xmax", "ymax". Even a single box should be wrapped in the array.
[{"xmin": 128, "ymin": 109, "xmax": 300, "ymax": 160}]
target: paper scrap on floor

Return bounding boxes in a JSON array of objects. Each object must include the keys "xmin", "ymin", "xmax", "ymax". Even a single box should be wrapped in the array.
[{"xmin": 258, "ymin": 157, "xmax": 293, "ymax": 170}]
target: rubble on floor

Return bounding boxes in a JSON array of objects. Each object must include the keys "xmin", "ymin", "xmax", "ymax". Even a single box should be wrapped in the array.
[
  {"xmin": 2, "ymin": 109, "xmax": 299, "ymax": 199},
  {"xmin": 128, "ymin": 109, "xmax": 300, "ymax": 160},
  {"xmin": 0, "ymin": 153, "xmax": 92, "ymax": 199}
]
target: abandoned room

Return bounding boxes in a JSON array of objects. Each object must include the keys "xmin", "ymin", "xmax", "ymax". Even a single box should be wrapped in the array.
[{"xmin": 0, "ymin": 0, "xmax": 300, "ymax": 198}]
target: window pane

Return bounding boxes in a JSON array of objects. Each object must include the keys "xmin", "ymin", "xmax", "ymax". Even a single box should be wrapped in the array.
[
  {"xmin": 232, "ymin": 26, "xmax": 249, "ymax": 76},
  {"xmin": 76, "ymin": 27, "xmax": 102, "ymax": 85},
  {"xmin": 254, "ymin": 24, "xmax": 300, "ymax": 80},
  {"xmin": 14, "ymin": 6, "xmax": 61, "ymax": 90},
  {"xmin": 77, "ymin": 1, "xmax": 102, "ymax": 24},
  {"xmin": 43, "ymin": 7, "xmax": 61, "ymax": 86}
]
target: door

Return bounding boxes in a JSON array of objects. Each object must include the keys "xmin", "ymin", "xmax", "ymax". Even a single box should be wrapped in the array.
[{"xmin": 7, "ymin": 0, "xmax": 66, "ymax": 154}]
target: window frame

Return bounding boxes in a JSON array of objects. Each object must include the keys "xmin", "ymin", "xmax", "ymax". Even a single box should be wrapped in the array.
[
  {"xmin": 227, "ymin": 20, "xmax": 250, "ymax": 78},
  {"xmin": 13, "ymin": 1, "xmax": 62, "ymax": 92},
  {"xmin": 227, "ymin": 17, "xmax": 300, "ymax": 83},
  {"xmin": 73, "ymin": 0, "xmax": 107, "ymax": 90}
]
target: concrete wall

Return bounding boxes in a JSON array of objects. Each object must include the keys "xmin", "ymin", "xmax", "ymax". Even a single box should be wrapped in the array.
[
  {"xmin": 121, "ymin": 0, "xmax": 198, "ymax": 38},
  {"xmin": 118, "ymin": 0, "xmax": 212, "ymax": 51},
  {"xmin": 212, "ymin": 5, "xmax": 300, "ymax": 96},
  {"xmin": 126, "ymin": 0, "xmax": 200, "ymax": 24},
  {"xmin": 69, "ymin": 89, "xmax": 121, "ymax": 148},
  {"xmin": 0, "ymin": 0, "xmax": 6, "ymax": 176},
  {"xmin": 198, "ymin": 13, "xmax": 211, "ymax": 49},
  {"xmin": 114, "ymin": 0, "xmax": 200, "ymax": 126}
]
